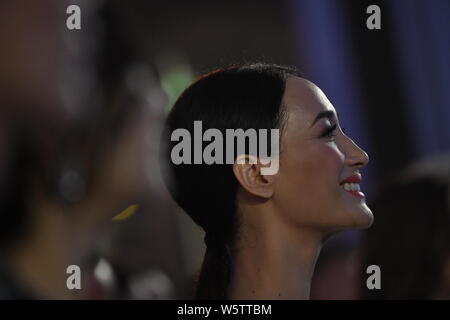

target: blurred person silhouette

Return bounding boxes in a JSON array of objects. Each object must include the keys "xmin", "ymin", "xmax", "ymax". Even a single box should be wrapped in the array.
[
  {"xmin": 359, "ymin": 154, "xmax": 450, "ymax": 299},
  {"xmin": 0, "ymin": 0, "xmax": 74, "ymax": 299},
  {"xmin": 0, "ymin": 0, "xmax": 161, "ymax": 299}
]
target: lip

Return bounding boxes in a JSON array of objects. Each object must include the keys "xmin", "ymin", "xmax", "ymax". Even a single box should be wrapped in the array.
[
  {"xmin": 340, "ymin": 173, "xmax": 365, "ymax": 199},
  {"xmin": 340, "ymin": 173, "xmax": 362, "ymax": 185}
]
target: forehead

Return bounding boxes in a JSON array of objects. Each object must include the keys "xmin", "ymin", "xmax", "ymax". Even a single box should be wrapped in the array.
[{"xmin": 282, "ymin": 76, "xmax": 336, "ymax": 125}]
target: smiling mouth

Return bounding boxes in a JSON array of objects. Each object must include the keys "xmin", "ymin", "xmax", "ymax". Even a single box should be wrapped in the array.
[
  {"xmin": 340, "ymin": 173, "xmax": 366, "ymax": 199},
  {"xmin": 341, "ymin": 182, "xmax": 365, "ymax": 198}
]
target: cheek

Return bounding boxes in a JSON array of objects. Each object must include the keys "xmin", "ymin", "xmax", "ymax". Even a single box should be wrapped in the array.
[
  {"xmin": 286, "ymin": 143, "xmax": 343, "ymax": 189},
  {"xmin": 275, "ymin": 143, "xmax": 344, "ymax": 224},
  {"xmin": 313, "ymin": 143, "xmax": 344, "ymax": 176},
  {"xmin": 321, "ymin": 145, "xmax": 346, "ymax": 195},
  {"xmin": 298, "ymin": 144, "xmax": 344, "ymax": 205}
]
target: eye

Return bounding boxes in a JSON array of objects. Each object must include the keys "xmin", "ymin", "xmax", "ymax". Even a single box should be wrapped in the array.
[{"xmin": 320, "ymin": 123, "xmax": 337, "ymax": 140}]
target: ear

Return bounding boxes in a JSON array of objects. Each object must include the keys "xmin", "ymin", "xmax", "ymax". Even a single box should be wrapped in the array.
[{"xmin": 232, "ymin": 155, "xmax": 276, "ymax": 199}]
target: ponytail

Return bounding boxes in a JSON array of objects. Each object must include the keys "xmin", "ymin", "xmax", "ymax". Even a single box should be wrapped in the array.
[{"xmin": 195, "ymin": 232, "xmax": 232, "ymax": 299}]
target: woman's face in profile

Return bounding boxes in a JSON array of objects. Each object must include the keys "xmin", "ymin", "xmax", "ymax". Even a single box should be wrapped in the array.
[{"xmin": 273, "ymin": 77, "xmax": 373, "ymax": 233}]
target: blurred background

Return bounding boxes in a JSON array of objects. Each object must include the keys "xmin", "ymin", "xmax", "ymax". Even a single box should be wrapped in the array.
[{"xmin": 0, "ymin": 0, "xmax": 449, "ymax": 299}]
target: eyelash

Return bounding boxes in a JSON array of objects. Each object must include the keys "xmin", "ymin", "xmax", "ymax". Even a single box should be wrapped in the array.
[{"xmin": 321, "ymin": 124, "xmax": 337, "ymax": 139}]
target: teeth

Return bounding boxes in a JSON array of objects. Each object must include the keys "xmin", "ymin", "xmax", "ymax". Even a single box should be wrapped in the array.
[{"xmin": 342, "ymin": 182, "xmax": 360, "ymax": 192}]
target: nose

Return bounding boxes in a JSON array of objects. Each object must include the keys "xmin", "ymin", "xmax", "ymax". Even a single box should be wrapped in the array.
[{"xmin": 342, "ymin": 136, "xmax": 369, "ymax": 169}]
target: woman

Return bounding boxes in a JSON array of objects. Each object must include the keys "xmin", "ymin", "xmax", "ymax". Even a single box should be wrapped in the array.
[{"xmin": 162, "ymin": 63, "xmax": 373, "ymax": 299}]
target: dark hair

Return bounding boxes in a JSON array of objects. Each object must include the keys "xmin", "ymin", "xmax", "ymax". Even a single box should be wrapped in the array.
[
  {"xmin": 161, "ymin": 63, "xmax": 299, "ymax": 299},
  {"xmin": 360, "ymin": 157, "xmax": 450, "ymax": 299}
]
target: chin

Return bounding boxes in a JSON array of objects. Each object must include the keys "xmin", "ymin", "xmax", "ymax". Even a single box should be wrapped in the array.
[
  {"xmin": 330, "ymin": 206, "xmax": 374, "ymax": 233},
  {"xmin": 350, "ymin": 206, "xmax": 374, "ymax": 229}
]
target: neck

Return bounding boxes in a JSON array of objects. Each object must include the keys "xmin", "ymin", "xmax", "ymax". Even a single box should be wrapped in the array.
[{"xmin": 228, "ymin": 205, "xmax": 323, "ymax": 300}]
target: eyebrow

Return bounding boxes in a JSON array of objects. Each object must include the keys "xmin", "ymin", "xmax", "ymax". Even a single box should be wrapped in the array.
[{"xmin": 310, "ymin": 110, "xmax": 338, "ymax": 127}]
